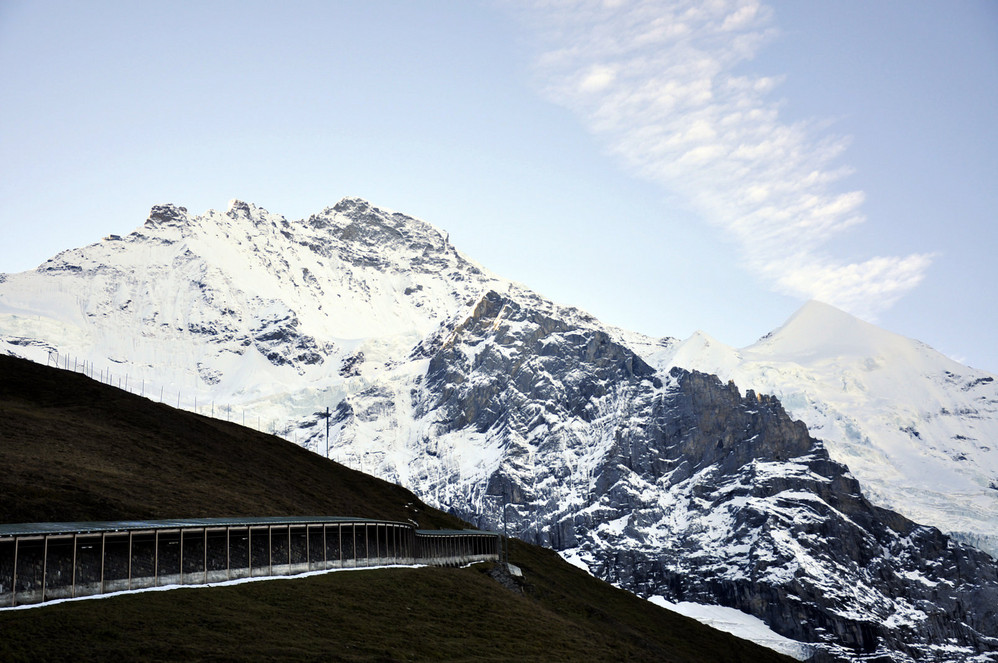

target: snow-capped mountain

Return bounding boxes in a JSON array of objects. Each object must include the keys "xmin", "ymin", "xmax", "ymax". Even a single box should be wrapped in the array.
[
  {"xmin": 641, "ymin": 302, "xmax": 998, "ymax": 558},
  {"xmin": 2, "ymin": 199, "xmax": 996, "ymax": 662},
  {"xmin": 401, "ymin": 288, "xmax": 998, "ymax": 661},
  {"xmin": 0, "ymin": 198, "xmax": 510, "ymax": 433}
]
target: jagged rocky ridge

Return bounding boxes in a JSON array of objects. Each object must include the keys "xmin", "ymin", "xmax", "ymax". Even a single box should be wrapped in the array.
[
  {"xmin": 1, "ymin": 199, "xmax": 997, "ymax": 661},
  {"xmin": 404, "ymin": 289, "xmax": 998, "ymax": 661}
]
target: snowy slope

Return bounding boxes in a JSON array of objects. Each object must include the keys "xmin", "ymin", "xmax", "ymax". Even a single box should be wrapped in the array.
[
  {"xmin": 0, "ymin": 198, "xmax": 509, "ymax": 437},
  {"xmin": 638, "ymin": 301, "xmax": 998, "ymax": 557},
  {"xmin": 649, "ymin": 597, "xmax": 814, "ymax": 661},
  {"xmin": 561, "ymin": 547, "xmax": 815, "ymax": 660}
]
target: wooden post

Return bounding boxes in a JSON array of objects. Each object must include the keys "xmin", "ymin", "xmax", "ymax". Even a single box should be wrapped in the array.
[
  {"xmin": 203, "ymin": 528, "xmax": 208, "ymax": 585},
  {"xmin": 154, "ymin": 530, "xmax": 159, "ymax": 586},
  {"xmin": 226, "ymin": 527, "xmax": 231, "ymax": 581},
  {"xmin": 128, "ymin": 531, "xmax": 133, "ymax": 590},
  {"xmin": 179, "ymin": 530, "xmax": 184, "ymax": 585}
]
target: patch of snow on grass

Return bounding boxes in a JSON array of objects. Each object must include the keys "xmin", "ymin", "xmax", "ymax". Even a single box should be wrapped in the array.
[{"xmin": 648, "ymin": 597, "xmax": 814, "ymax": 661}]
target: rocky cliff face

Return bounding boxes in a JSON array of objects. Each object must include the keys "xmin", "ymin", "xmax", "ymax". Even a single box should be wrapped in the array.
[
  {"xmin": 586, "ymin": 370, "xmax": 998, "ymax": 662},
  {"xmin": 2, "ymin": 199, "xmax": 997, "ymax": 661},
  {"xmin": 406, "ymin": 288, "xmax": 998, "ymax": 661}
]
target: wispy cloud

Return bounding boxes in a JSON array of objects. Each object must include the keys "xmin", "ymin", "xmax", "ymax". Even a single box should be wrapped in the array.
[{"xmin": 514, "ymin": 0, "xmax": 932, "ymax": 320}]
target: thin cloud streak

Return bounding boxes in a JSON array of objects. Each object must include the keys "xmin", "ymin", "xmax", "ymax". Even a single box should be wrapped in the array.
[{"xmin": 516, "ymin": 0, "xmax": 932, "ymax": 319}]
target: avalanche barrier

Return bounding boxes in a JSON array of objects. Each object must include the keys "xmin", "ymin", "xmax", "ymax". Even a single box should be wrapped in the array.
[{"xmin": 0, "ymin": 517, "xmax": 501, "ymax": 607}]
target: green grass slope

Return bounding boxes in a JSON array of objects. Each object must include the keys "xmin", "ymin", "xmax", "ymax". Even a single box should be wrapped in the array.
[{"xmin": 0, "ymin": 354, "xmax": 794, "ymax": 662}]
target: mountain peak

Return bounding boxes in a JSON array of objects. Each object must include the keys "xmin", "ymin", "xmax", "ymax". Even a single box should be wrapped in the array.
[
  {"xmin": 143, "ymin": 203, "xmax": 189, "ymax": 229},
  {"xmin": 670, "ymin": 329, "xmax": 740, "ymax": 376},
  {"xmin": 224, "ymin": 199, "xmax": 282, "ymax": 224},
  {"xmin": 791, "ymin": 299, "xmax": 860, "ymax": 324},
  {"xmin": 749, "ymin": 299, "xmax": 892, "ymax": 361},
  {"xmin": 331, "ymin": 196, "xmax": 374, "ymax": 214},
  {"xmin": 780, "ymin": 299, "xmax": 870, "ymax": 336},
  {"xmin": 323, "ymin": 197, "xmax": 457, "ymax": 256},
  {"xmin": 226, "ymin": 198, "xmax": 252, "ymax": 215}
]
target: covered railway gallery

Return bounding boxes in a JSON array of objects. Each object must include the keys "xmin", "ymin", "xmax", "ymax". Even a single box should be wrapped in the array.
[{"xmin": 0, "ymin": 517, "xmax": 500, "ymax": 607}]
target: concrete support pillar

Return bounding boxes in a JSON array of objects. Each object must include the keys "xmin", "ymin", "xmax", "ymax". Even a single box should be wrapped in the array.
[
  {"xmin": 71, "ymin": 533, "xmax": 77, "ymax": 598},
  {"xmin": 179, "ymin": 530, "xmax": 184, "ymax": 585},
  {"xmin": 42, "ymin": 536, "xmax": 48, "ymax": 602},
  {"xmin": 100, "ymin": 532, "xmax": 106, "ymax": 594},
  {"xmin": 11, "ymin": 537, "xmax": 17, "ymax": 607},
  {"xmin": 128, "ymin": 531, "xmax": 133, "ymax": 590},
  {"xmin": 154, "ymin": 530, "xmax": 159, "ymax": 586}
]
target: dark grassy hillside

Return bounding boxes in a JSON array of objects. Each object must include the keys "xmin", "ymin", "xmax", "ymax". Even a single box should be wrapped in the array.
[
  {"xmin": 0, "ymin": 354, "xmax": 462, "ymax": 528},
  {"xmin": 0, "ymin": 354, "xmax": 793, "ymax": 662},
  {"xmin": 0, "ymin": 559, "xmax": 793, "ymax": 663}
]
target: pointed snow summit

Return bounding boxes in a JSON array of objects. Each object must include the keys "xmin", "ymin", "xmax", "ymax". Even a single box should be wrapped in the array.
[{"xmin": 749, "ymin": 299, "xmax": 936, "ymax": 365}]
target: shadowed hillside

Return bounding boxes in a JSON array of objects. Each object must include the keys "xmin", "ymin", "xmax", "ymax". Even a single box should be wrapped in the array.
[
  {"xmin": 0, "ymin": 354, "xmax": 793, "ymax": 662},
  {"xmin": 0, "ymin": 353, "xmax": 463, "ymax": 528}
]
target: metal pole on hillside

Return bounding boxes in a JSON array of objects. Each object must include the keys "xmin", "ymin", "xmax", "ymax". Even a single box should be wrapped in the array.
[
  {"xmin": 325, "ymin": 406, "xmax": 330, "ymax": 458},
  {"xmin": 503, "ymin": 500, "xmax": 509, "ymax": 567}
]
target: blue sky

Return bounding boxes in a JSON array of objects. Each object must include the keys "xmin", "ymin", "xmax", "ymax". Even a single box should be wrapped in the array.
[{"xmin": 2, "ymin": 0, "xmax": 996, "ymax": 372}]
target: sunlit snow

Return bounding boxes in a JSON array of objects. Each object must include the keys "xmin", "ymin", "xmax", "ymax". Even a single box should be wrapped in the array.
[{"xmin": 648, "ymin": 596, "xmax": 814, "ymax": 661}]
